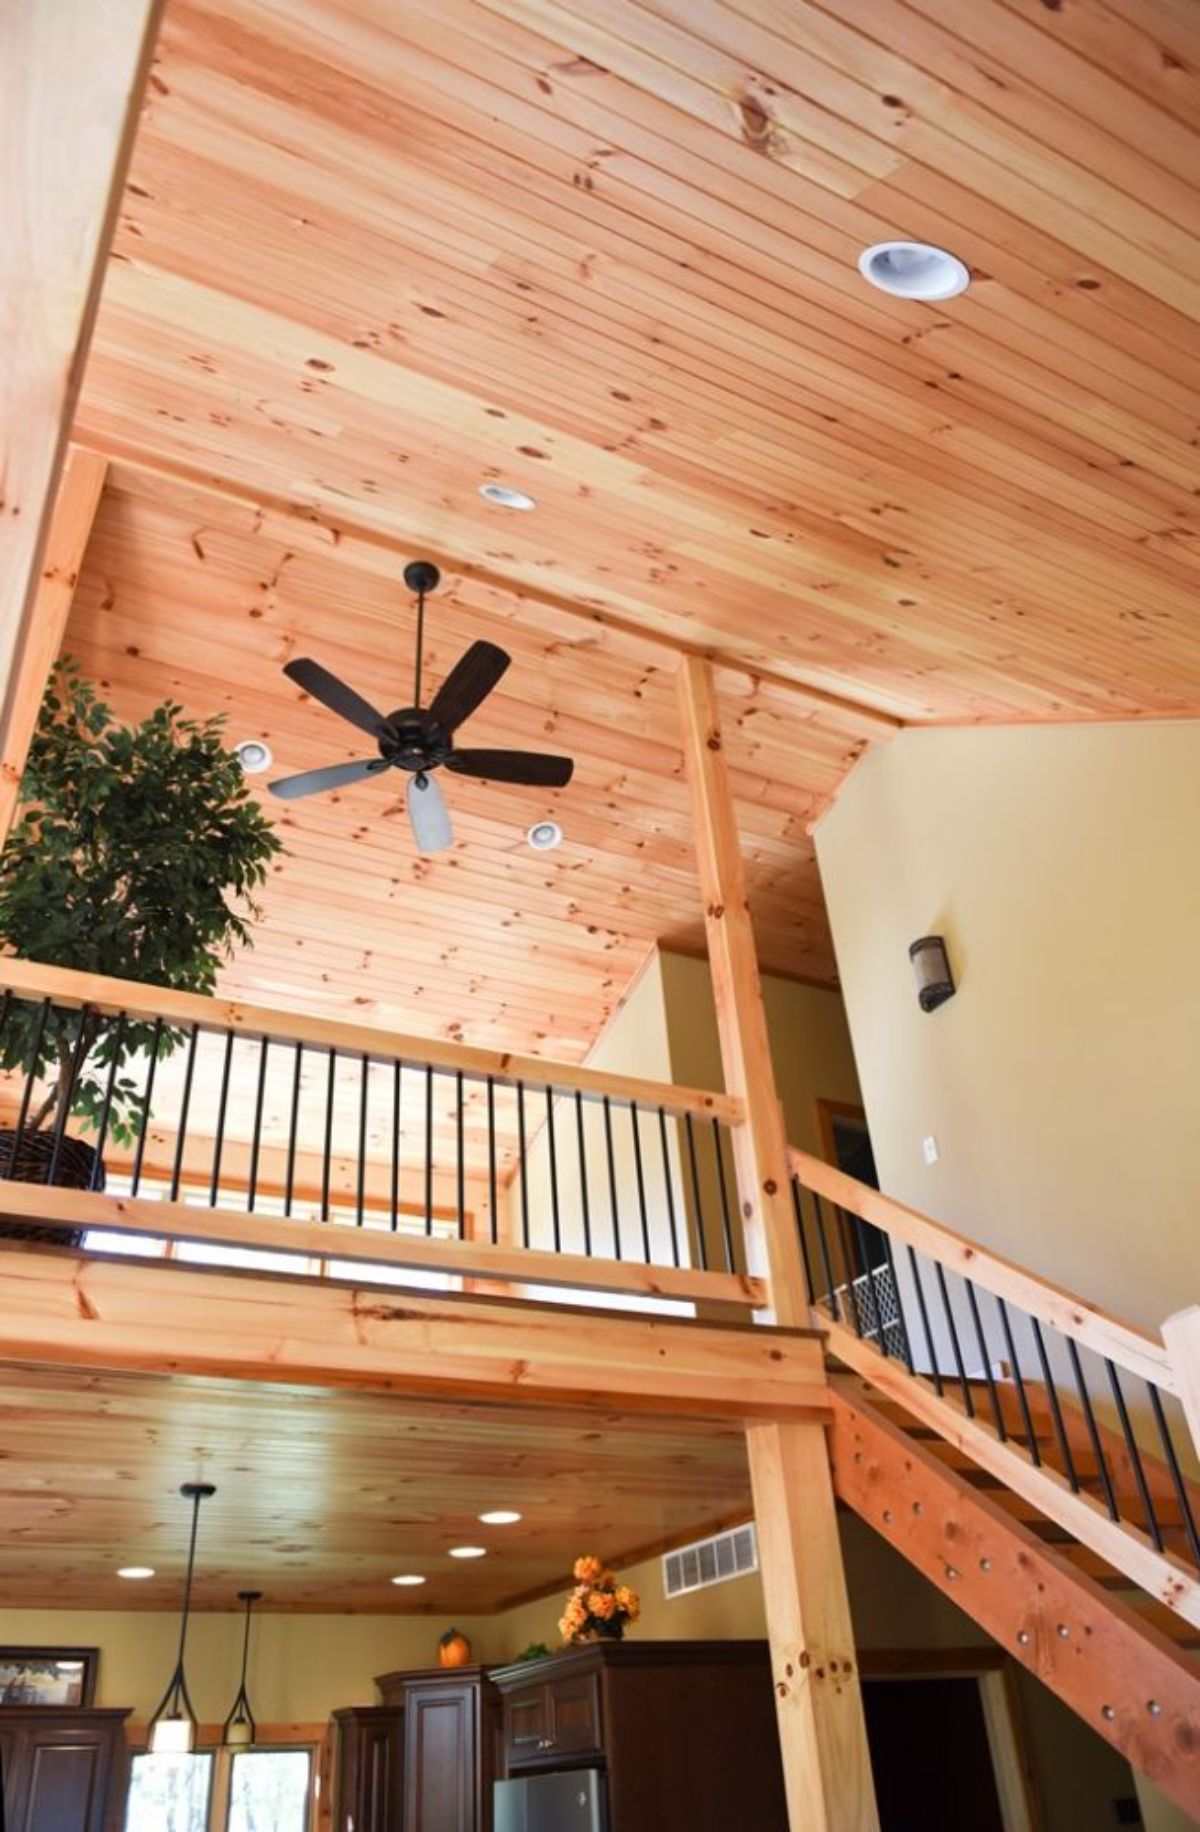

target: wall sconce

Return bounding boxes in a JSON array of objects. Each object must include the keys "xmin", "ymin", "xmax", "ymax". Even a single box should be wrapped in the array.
[{"xmin": 909, "ymin": 935, "xmax": 956, "ymax": 1013}]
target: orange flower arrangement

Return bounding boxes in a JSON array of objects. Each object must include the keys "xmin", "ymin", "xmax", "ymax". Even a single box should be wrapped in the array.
[{"xmin": 558, "ymin": 1556, "xmax": 640, "ymax": 1645}]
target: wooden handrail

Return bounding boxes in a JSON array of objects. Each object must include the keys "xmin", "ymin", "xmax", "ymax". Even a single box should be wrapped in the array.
[
  {"xmin": 0, "ymin": 957, "xmax": 743, "ymax": 1123},
  {"xmin": 788, "ymin": 1148, "xmax": 1175, "ymax": 1395}
]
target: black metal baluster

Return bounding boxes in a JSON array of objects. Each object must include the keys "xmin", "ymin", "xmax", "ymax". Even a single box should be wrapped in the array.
[
  {"xmin": 1147, "ymin": 1385, "xmax": 1200, "ymax": 1566},
  {"xmin": 995, "ymin": 1299, "xmax": 1041, "ymax": 1467},
  {"xmin": 965, "ymin": 1278, "xmax": 1007, "ymax": 1440},
  {"xmin": 517, "ymin": 1081, "xmax": 530, "ymax": 1251},
  {"xmin": 546, "ymin": 1086, "xmax": 562, "ymax": 1253},
  {"xmin": 576, "ymin": 1093, "xmax": 593, "ymax": 1260},
  {"xmin": 390, "ymin": 1060, "xmax": 402, "ymax": 1233},
  {"xmin": 356, "ymin": 1053, "xmax": 369, "ymax": 1228},
  {"xmin": 811, "ymin": 1191, "xmax": 841, "ymax": 1321},
  {"xmin": 487, "ymin": 1077, "xmax": 498, "ymax": 1248},
  {"xmin": 933, "ymin": 1262, "xmax": 975, "ymax": 1416},
  {"xmin": 128, "ymin": 1016, "xmax": 165, "ymax": 1196},
  {"xmin": 603, "ymin": 1095, "xmax": 621, "ymax": 1259},
  {"xmin": 321, "ymin": 1047, "xmax": 337, "ymax": 1223},
  {"xmin": 879, "ymin": 1232, "xmax": 914, "ymax": 1374},
  {"xmin": 631, "ymin": 1103, "xmax": 651, "ymax": 1261},
  {"xmin": 905, "ymin": 1248, "xmax": 944, "ymax": 1396},
  {"xmin": 683, "ymin": 1113, "xmax": 708, "ymax": 1272},
  {"xmin": 247, "ymin": 1037, "xmax": 270, "ymax": 1215},
  {"xmin": 1066, "ymin": 1339, "xmax": 1119, "ymax": 1521},
  {"xmin": 424, "ymin": 1065, "xmax": 434, "ymax": 1237},
  {"xmin": 1105, "ymin": 1359, "xmax": 1163, "ymax": 1549},
  {"xmin": 659, "ymin": 1108, "xmax": 680, "ymax": 1269},
  {"xmin": 456, "ymin": 1071, "xmax": 465, "ymax": 1243},
  {"xmin": 285, "ymin": 1042, "xmax": 303, "ymax": 1220},
  {"xmin": 7, "ymin": 998, "xmax": 51, "ymax": 1173},
  {"xmin": 90, "ymin": 1013, "xmax": 126, "ymax": 1185},
  {"xmin": 168, "ymin": 1023, "xmax": 199, "ymax": 1202},
  {"xmin": 47, "ymin": 1005, "xmax": 98, "ymax": 1187},
  {"xmin": 792, "ymin": 1179, "xmax": 816, "ymax": 1303},
  {"xmin": 210, "ymin": 1031, "xmax": 235, "ymax": 1207},
  {"xmin": 1030, "ymin": 1318, "xmax": 1080, "ymax": 1492},
  {"xmin": 711, "ymin": 1119, "xmax": 735, "ymax": 1275},
  {"xmin": 0, "ymin": 989, "xmax": 12, "ymax": 1045}
]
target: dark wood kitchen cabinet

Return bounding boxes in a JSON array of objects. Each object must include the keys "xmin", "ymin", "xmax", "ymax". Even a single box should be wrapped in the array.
[
  {"xmin": 332, "ymin": 1705, "xmax": 406, "ymax": 1832},
  {"xmin": 490, "ymin": 1641, "xmax": 789, "ymax": 1832},
  {"xmin": 0, "ymin": 1707, "xmax": 130, "ymax": 1832},
  {"xmin": 378, "ymin": 1666, "xmax": 500, "ymax": 1832}
]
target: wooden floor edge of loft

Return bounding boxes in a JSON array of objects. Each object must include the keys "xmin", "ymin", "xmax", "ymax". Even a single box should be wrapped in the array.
[{"xmin": 0, "ymin": 1242, "xmax": 830, "ymax": 1420}]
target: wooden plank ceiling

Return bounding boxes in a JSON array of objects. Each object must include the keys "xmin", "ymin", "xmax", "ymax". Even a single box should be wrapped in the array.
[{"xmin": 0, "ymin": 1360, "xmax": 751, "ymax": 1612}]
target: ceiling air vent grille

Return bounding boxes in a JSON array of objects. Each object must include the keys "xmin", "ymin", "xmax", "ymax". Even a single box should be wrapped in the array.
[{"xmin": 662, "ymin": 1523, "xmax": 758, "ymax": 1599}]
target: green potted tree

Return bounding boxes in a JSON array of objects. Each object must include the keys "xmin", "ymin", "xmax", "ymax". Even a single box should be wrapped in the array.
[{"xmin": 0, "ymin": 665, "xmax": 280, "ymax": 1231}]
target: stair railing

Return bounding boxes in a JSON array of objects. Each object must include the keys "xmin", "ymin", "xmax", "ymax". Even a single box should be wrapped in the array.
[
  {"xmin": 0, "ymin": 957, "xmax": 764, "ymax": 1316},
  {"xmin": 789, "ymin": 1147, "xmax": 1200, "ymax": 1627}
]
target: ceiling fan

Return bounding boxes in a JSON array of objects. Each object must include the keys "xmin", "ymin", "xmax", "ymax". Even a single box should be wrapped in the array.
[{"xmin": 269, "ymin": 561, "xmax": 573, "ymax": 853}]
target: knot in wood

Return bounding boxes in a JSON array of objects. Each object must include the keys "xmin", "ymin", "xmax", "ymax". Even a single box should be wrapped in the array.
[{"xmin": 706, "ymin": 734, "xmax": 721, "ymax": 751}]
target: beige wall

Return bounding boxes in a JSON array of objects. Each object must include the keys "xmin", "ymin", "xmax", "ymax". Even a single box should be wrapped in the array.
[
  {"xmin": 815, "ymin": 722, "xmax": 1200, "ymax": 1333},
  {"xmin": 0, "ymin": 1608, "xmax": 501, "ymax": 1724}
]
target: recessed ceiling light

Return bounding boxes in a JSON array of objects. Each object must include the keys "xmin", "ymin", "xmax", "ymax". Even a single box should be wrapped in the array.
[
  {"xmin": 478, "ymin": 1510, "xmax": 522, "ymax": 1526},
  {"xmin": 526, "ymin": 821, "xmax": 562, "ymax": 851},
  {"xmin": 478, "ymin": 483, "xmax": 537, "ymax": 511},
  {"xmin": 117, "ymin": 1566, "xmax": 155, "ymax": 1580},
  {"xmin": 391, "ymin": 1574, "xmax": 427, "ymax": 1587},
  {"xmin": 858, "ymin": 241, "xmax": 970, "ymax": 301},
  {"xmin": 234, "ymin": 739, "xmax": 273, "ymax": 774},
  {"xmin": 448, "ymin": 1545, "xmax": 488, "ymax": 1559}
]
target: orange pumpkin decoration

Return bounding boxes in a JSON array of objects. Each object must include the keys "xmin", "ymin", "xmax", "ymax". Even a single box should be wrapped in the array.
[{"xmin": 438, "ymin": 1627, "xmax": 472, "ymax": 1668}]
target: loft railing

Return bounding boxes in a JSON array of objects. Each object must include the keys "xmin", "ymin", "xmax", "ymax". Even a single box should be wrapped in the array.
[
  {"xmin": 0, "ymin": 958, "xmax": 764, "ymax": 1316},
  {"xmin": 789, "ymin": 1147, "xmax": 1200, "ymax": 1628}
]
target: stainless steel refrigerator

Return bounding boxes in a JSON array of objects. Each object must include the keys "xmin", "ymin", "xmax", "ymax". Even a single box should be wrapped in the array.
[{"xmin": 494, "ymin": 1768, "xmax": 608, "ymax": 1831}]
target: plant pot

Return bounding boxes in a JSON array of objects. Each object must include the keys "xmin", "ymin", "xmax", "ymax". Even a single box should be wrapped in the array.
[
  {"xmin": 0, "ymin": 1130, "xmax": 103, "ymax": 1246},
  {"xmin": 578, "ymin": 1622, "xmax": 625, "ymax": 1643}
]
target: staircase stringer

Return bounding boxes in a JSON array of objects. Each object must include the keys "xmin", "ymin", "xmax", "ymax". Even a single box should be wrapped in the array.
[
  {"xmin": 830, "ymin": 1380, "xmax": 1200, "ymax": 1820},
  {"xmin": 824, "ymin": 1314, "xmax": 1200, "ymax": 1630}
]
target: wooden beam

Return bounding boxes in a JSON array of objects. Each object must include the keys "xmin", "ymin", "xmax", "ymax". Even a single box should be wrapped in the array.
[
  {"xmin": 0, "ymin": 1178, "xmax": 766, "ymax": 1311},
  {"xmin": 677, "ymin": 655, "xmax": 808, "ymax": 1324},
  {"xmin": 0, "ymin": 956, "xmax": 742, "ymax": 1124},
  {"xmin": 792, "ymin": 1149, "xmax": 1174, "ymax": 1395},
  {"xmin": 1162, "ymin": 1309, "xmax": 1200, "ymax": 1464},
  {"xmin": 825, "ymin": 1320, "xmax": 1200, "ymax": 1629},
  {"xmin": 747, "ymin": 1422, "xmax": 880, "ymax": 1832},
  {"xmin": 830, "ymin": 1383, "xmax": 1200, "ymax": 1822},
  {"xmin": 0, "ymin": 1247, "xmax": 825, "ymax": 1421},
  {"xmin": 0, "ymin": 447, "xmax": 108, "ymax": 846},
  {"xmin": 0, "ymin": 4, "xmax": 162, "ymax": 754}
]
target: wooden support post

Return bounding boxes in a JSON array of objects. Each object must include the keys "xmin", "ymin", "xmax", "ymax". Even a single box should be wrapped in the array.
[
  {"xmin": 0, "ymin": 447, "xmax": 108, "ymax": 846},
  {"xmin": 1162, "ymin": 1307, "xmax": 1200, "ymax": 1461},
  {"xmin": 677, "ymin": 656, "xmax": 810, "ymax": 1325},
  {"xmin": 747, "ymin": 1422, "xmax": 880, "ymax": 1832},
  {"xmin": 0, "ymin": 2, "xmax": 161, "ymax": 756},
  {"xmin": 679, "ymin": 656, "xmax": 878, "ymax": 1829}
]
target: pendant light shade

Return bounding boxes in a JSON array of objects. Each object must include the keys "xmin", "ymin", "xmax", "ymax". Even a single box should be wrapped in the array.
[
  {"xmin": 148, "ymin": 1482, "xmax": 216, "ymax": 1755},
  {"xmin": 222, "ymin": 1590, "xmax": 262, "ymax": 1748}
]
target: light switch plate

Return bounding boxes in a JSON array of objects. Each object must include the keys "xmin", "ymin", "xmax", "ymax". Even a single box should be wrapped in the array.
[{"xmin": 922, "ymin": 1135, "xmax": 939, "ymax": 1165}]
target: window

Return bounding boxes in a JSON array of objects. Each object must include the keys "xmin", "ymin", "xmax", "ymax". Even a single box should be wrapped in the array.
[
  {"xmin": 127, "ymin": 1753, "xmax": 214, "ymax": 1832},
  {"xmin": 127, "ymin": 1748, "xmax": 312, "ymax": 1832}
]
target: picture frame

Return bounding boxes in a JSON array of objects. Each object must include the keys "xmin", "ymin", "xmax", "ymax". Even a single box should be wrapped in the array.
[{"xmin": 0, "ymin": 1648, "xmax": 98, "ymax": 1708}]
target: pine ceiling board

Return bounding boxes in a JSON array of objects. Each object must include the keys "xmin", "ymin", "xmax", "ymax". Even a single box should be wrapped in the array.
[
  {"xmin": 0, "ymin": 1361, "xmax": 750, "ymax": 1611},
  {"xmin": 71, "ymin": 0, "xmax": 1200, "ymax": 728},
  {"xmin": 66, "ymin": 472, "xmax": 842, "ymax": 1086}
]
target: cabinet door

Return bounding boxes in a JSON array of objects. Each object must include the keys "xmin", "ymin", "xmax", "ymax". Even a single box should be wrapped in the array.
[
  {"xmin": 334, "ymin": 1712, "xmax": 403, "ymax": 1832},
  {"xmin": 547, "ymin": 1673, "xmax": 601, "ymax": 1761},
  {"xmin": 501, "ymin": 1685, "xmax": 549, "ymax": 1768},
  {"xmin": 404, "ymin": 1684, "xmax": 478, "ymax": 1832},
  {"xmin": 12, "ymin": 1734, "xmax": 107, "ymax": 1832}
]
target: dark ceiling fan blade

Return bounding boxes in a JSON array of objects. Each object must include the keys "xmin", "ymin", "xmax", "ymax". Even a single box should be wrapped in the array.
[
  {"xmin": 268, "ymin": 757, "xmax": 392, "ymax": 800},
  {"xmin": 427, "ymin": 641, "xmax": 511, "ymax": 733},
  {"xmin": 446, "ymin": 749, "xmax": 574, "ymax": 788},
  {"xmin": 283, "ymin": 658, "xmax": 392, "ymax": 741}
]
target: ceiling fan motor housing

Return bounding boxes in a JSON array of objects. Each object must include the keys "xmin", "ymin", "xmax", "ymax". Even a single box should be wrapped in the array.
[{"xmin": 381, "ymin": 710, "xmax": 454, "ymax": 773}]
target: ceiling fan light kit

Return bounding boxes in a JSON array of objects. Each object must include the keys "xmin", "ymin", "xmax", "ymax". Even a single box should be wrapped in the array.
[{"xmin": 270, "ymin": 559, "xmax": 573, "ymax": 854}]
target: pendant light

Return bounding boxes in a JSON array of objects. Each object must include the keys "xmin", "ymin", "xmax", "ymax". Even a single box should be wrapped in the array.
[
  {"xmin": 222, "ymin": 1589, "xmax": 262, "ymax": 1748},
  {"xmin": 148, "ymin": 1482, "xmax": 216, "ymax": 1754}
]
